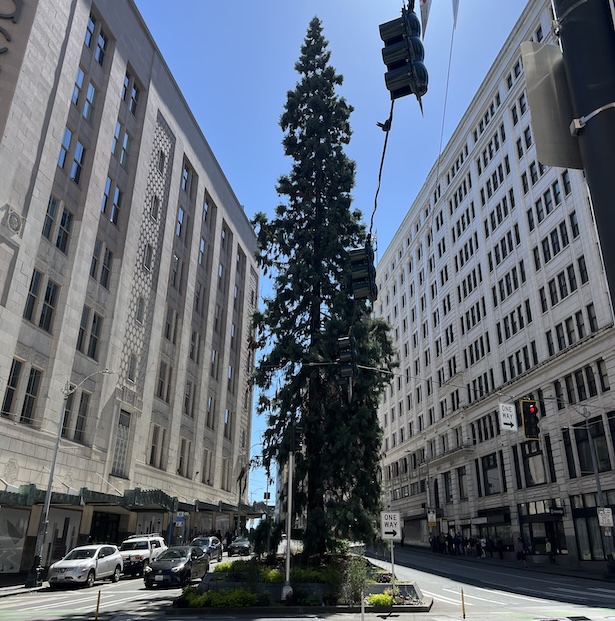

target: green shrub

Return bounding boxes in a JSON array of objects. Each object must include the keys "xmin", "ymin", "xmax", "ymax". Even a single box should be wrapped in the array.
[
  {"xmin": 367, "ymin": 593, "xmax": 394, "ymax": 607},
  {"xmin": 260, "ymin": 566, "xmax": 284, "ymax": 583},
  {"xmin": 184, "ymin": 588, "xmax": 269, "ymax": 608},
  {"xmin": 290, "ymin": 566, "xmax": 327, "ymax": 583},
  {"xmin": 343, "ymin": 555, "xmax": 368, "ymax": 604}
]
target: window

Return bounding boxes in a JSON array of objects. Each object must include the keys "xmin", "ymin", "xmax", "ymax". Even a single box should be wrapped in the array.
[
  {"xmin": 100, "ymin": 248, "xmax": 112, "ymax": 289},
  {"xmin": 112, "ymin": 122, "xmax": 121, "ymax": 156},
  {"xmin": 95, "ymin": 28, "xmax": 107, "ymax": 66},
  {"xmin": 76, "ymin": 306, "xmax": 90, "ymax": 353},
  {"xmin": 136, "ymin": 296, "xmax": 145, "ymax": 324},
  {"xmin": 72, "ymin": 67, "xmax": 84, "ymax": 105},
  {"xmin": 110, "ymin": 186, "xmax": 122, "ymax": 224},
  {"xmin": 119, "ymin": 131, "xmax": 130, "ymax": 167},
  {"xmin": 101, "ymin": 176, "xmax": 111, "ymax": 214},
  {"xmin": 87, "ymin": 312, "xmax": 103, "ymax": 360},
  {"xmin": 150, "ymin": 195, "xmax": 160, "ymax": 220},
  {"xmin": 1, "ymin": 359, "xmax": 22, "ymax": 418},
  {"xmin": 176, "ymin": 207, "xmax": 184, "ymax": 238},
  {"xmin": 23, "ymin": 269, "xmax": 42, "ymax": 322},
  {"xmin": 121, "ymin": 72, "xmax": 131, "ymax": 102},
  {"xmin": 38, "ymin": 279, "xmax": 59, "ymax": 332},
  {"xmin": 20, "ymin": 367, "xmax": 42, "ymax": 425},
  {"xmin": 90, "ymin": 238, "xmax": 101, "ymax": 278},
  {"xmin": 83, "ymin": 82, "xmax": 97, "ymax": 122},
  {"xmin": 143, "ymin": 244, "xmax": 153, "ymax": 271},
  {"xmin": 562, "ymin": 170, "xmax": 571, "ymax": 195},
  {"xmin": 129, "ymin": 83, "xmax": 139, "ymax": 115},
  {"xmin": 55, "ymin": 206, "xmax": 73, "ymax": 254},
  {"xmin": 184, "ymin": 381, "xmax": 194, "ymax": 417},
  {"xmin": 58, "ymin": 128, "xmax": 72, "ymax": 169},
  {"xmin": 70, "ymin": 141, "xmax": 85, "ymax": 184},
  {"xmin": 84, "ymin": 14, "xmax": 96, "ymax": 47},
  {"xmin": 181, "ymin": 165, "xmax": 189, "ymax": 191},
  {"xmin": 157, "ymin": 150, "xmax": 165, "ymax": 173},
  {"xmin": 74, "ymin": 392, "xmax": 90, "ymax": 443},
  {"xmin": 224, "ymin": 409, "xmax": 232, "ymax": 440},
  {"xmin": 170, "ymin": 254, "xmax": 179, "ymax": 288},
  {"xmin": 111, "ymin": 410, "xmax": 131, "ymax": 477},
  {"xmin": 42, "ymin": 194, "xmax": 58, "ymax": 240},
  {"xmin": 199, "ymin": 238, "xmax": 205, "ymax": 265}
]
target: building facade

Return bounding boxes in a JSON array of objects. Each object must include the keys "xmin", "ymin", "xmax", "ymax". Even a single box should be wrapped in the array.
[
  {"xmin": 0, "ymin": 0, "xmax": 258, "ymax": 573},
  {"xmin": 376, "ymin": 0, "xmax": 615, "ymax": 568}
]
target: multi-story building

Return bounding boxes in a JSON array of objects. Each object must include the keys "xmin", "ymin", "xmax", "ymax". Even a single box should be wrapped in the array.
[
  {"xmin": 376, "ymin": 0, "xmax": 615, "ymax": 569},
  {"xmin": 0, "ymin": 0, "xmax": 258, "ymax": 573}
]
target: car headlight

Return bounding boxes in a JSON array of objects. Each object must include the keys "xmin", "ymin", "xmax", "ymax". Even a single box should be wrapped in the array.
[{"xmin": 171, "ymin": 564, "xmax": 185, "ymax": 573}]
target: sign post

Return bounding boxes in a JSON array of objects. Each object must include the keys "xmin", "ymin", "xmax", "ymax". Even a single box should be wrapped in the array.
[{"xmin": 381, "ymin": 511, "xmax": 401, "ymax": 595}]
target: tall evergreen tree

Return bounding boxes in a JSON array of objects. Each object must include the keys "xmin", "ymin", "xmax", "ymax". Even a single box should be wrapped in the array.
[{"xmin": 252, "ymin": 17, "xmax": 396, "ymax": 557}]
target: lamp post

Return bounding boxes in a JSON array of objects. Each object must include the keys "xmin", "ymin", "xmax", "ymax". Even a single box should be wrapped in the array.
[
  {"xmin": 25, "ymin": 368, "xmax": 114, "ymax": 587},
  {"xmin": 583, "ymin": 407, "xmax": 615, "ymax": 568}
]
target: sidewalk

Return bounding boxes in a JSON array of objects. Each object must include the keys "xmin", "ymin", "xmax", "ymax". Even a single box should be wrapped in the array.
[
  {"xmin": 375, "ymin": 543, "xmax": 612, "ymax": 583},
  {"xmin": 0, "ymin": 572, "xmax": 47, "ymax": 598}
]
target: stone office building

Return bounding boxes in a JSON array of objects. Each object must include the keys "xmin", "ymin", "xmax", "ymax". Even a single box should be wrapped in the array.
[
  {"xmin": 0, "ymin": 0, "xmax": 258, "ymax": 573},
  {"xmin": 376, "ymin": 0, "xmax": 615, "ymax": 569}
]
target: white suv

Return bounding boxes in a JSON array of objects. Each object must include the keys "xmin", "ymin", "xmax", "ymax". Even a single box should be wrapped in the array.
[
  {"xmin": 119, "ymin": 534, "xmax": 167, "ymax": 577},
  {"xmin": 48, "ymin": 544, "xmax": 123, "ymax": 588}
]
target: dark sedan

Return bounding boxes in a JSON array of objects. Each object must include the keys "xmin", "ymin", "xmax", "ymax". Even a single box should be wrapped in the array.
[
  {"xmin": 227, "ymin": 537, "xmax": 252, "ymax": 557},
  {"xmin": 189, "ymin": 535, "xmax": 223, "ymax": 562},
  {"xmin": 143, "ymin": 546, "xmax": 209, "ymax": 588}
]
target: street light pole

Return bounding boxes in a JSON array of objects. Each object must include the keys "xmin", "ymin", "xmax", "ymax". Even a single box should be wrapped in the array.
[
  {"xmin": 25, "ymin": 369, "xmax": 114, "ymax": 587},
  {"xmin": 584, "ymin": 407, "xmax": 615, "ymax": 566}
]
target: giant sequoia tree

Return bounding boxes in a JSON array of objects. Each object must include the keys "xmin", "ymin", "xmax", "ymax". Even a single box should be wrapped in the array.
[{"xmin": 252, "ymin": 17, "xmax": 396, "ymax": 557}]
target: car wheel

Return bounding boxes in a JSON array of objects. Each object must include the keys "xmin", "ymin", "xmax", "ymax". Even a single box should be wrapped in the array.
[
  {"xmin": 86, "ymin": 571, "xmax": 95, "ymax": 588},
  {"xmin": 111, "ymin": 566, "xmax": 121, "ymax": 583},
  {"xmin": 140, "ymin": 561, "xmax": 149, "ymax": 577},
  {"xmin": 182, "ymin": 573, "xmax": 191, "ymax": 587}
]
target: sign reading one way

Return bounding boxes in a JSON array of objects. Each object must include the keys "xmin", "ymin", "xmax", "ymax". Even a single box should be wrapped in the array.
[
  {"xmin": 381, "ymin": 511, "xmax": 401, "ymax": 541},
  {"xmin": 499, "ymin": 403, "xmax": 518, "ymax": 431}
]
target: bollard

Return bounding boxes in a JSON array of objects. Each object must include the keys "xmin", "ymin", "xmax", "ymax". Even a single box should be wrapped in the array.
[
  {"xmin": 461, "ymin": 587, "xmax": 466, "ymax": 619},
  {"xmin": 95, "ymin": 589, "xmax": 101, "ymax": 620}
]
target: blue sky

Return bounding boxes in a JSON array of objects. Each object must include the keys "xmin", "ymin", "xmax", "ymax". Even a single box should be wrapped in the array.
[{"xmin": 134, "ymin": 0, "xmax": 529, "ymax": 500}]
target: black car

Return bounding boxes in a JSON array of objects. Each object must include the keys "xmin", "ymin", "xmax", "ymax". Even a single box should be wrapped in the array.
[
  {"xmin": 143, "ymin": 546, "xmax": 209, "ymax": 588},
  {"xmin": 189, "ymin": 536, "xmax": 223, "ymax": 562},
  {"xmin": 227, "ymin": 537, "xmax": 252, "ymax": 557}
]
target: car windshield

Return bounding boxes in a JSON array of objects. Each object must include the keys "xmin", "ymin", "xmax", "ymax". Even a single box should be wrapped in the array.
[
  {"xmin": 190, "ymin": 538, "xmax": 211, "ymax": 547},
  {"xmin": 120, "ymin": 541, "xmax": 148, "ymax": 551},
  {"xmin": 232, "ymin": 538, "xmax": 249, "ymax": 545},
  {"xmin": 65, "ymin": 548, "xmax": 96, "ymax": 560},
  {"xmin": 158, "ymin": 548, "xmax": 188, "ymax": 561}
]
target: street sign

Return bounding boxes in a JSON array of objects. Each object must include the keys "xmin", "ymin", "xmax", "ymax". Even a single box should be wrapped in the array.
[
  {"xmin": 598, "ymin": 507, "xmax": 613, "ymax": 527},
  {"xmin": 427, "ymin": 510, "xmax": 437, "ymax": 527},
  {"xmin": 381, "ymin": 511, "xmax": 401, "ymax": 541},
  {"xmin": 499, "ymin": 403, "xmax": 518, "ymax": 431}
]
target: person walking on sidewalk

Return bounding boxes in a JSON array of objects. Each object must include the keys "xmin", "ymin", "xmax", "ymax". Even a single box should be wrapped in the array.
[
  {"xmin": 545, "ymin": 538, "xmax": 555, "ymax": 563},
  {"xmin": 515, "ymin": 537, "xmax": 527, "ymax": 568}
]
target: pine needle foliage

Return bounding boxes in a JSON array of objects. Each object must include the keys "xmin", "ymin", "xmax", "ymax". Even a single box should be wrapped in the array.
[{"xmin": 252, "ymin": 17, "xmax": 397, "ymax": 558}]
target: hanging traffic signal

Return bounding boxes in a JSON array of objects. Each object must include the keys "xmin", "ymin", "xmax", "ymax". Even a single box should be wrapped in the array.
[
  {"xmin": 293, "ymin": 423, "xmax": 303, "ymax": 453},
  {"xmin": 379, "ymin": 6, "xmax": 428, "ymax": 103},
  {"xmin": 338, "ymin": 335, "xmax": 358, "ymax": 379},
  {"xmin": 521, "ymin": 400, "xmax": 540, "ymax": 440},
  {"xmin": 349, "ymin": 243, "xmax": 378, "ymax": 302}
]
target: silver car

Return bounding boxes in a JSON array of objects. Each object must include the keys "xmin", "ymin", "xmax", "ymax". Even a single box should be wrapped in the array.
[{"xmin": 48, "ymin": 544, "xmax": 123, "ymax": 588}]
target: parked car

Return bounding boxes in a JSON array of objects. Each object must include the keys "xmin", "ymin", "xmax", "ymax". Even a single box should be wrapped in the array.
[
  {"xmin": 227, "ymin": 537, "xmax": 252, "ymax": 557},
  {"xmin": 143, "ymin": 545, "xmax": 209, "ymax": 588},
  {"xmin": 189, "ymin": 536, "xmax": 223, "ymax": 562},
  {"xmin": 48, "ymin": 544, "xmax": 123, "ymax": 588},
  {"xmin": 119, "ymin": 533, "xmax": 167, "ymax": 577}
]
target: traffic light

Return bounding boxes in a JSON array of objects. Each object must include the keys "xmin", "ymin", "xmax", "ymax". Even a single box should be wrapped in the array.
[
  {"xmin": 521, "ymin": 400, "xmax": 540, "ymax": 440},
  {"xmin": 338, "ymin": 335, "xmax": 358, "ymax": 379},
  {"xmin": 349, "ymin": 243, "xmax": 378, "ymax": 302},
  {"xmin": 293, "ymin": 423, "xmax": 303, "ymax": 453},
  {"xmin": 379, "ymin": 6, "xmax": 428, "ymax": 102}
]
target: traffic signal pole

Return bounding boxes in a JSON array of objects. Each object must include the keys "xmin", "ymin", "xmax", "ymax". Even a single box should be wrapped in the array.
[{"xmin": 552, "ymin": 0, "xmax": 615, "ymax": 309}]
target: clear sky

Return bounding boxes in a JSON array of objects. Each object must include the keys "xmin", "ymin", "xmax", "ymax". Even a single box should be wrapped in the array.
[{"xmin": 133, "ymin": 0, "xmax": 529, "ymax": 502}]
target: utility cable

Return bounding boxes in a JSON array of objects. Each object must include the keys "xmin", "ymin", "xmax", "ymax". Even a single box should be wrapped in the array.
[{"xmin": 370, "ymin": 99, "xmax": 396, "ymax": 240}]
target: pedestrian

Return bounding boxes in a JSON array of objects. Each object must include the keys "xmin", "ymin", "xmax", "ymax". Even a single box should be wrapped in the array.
[
  {"xmin": 494, "ymin": 535, "xmax": 503, "ymax": 559},
  {"xmin": 515, "ymin": 537, "xmax": 527, "ymax": 568},
  {"xmin": 545, "ymin": 538, "xmax": 555, "ymax": 563},
  {"xmin": 480, "ymin": 536, "xmax": 487, "ymax": 558}
]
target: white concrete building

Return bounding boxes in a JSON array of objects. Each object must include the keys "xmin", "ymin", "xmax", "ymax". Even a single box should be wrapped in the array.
[
  {"xmin": 376, "ymin": 0, "xmax": 615, "ymax": 569},
  {"xmin": 0, "ymin": 0, "xmax": 258, "ymax": 573}
]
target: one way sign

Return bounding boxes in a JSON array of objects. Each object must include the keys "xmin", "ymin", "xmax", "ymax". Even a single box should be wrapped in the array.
[
  {"xmin": 381, "ymin": 511, "xmax": 401, "ymax": 541},
  {"xmin": 499, "ymin": 403, "xmax": 518, "ymax": 431}
]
